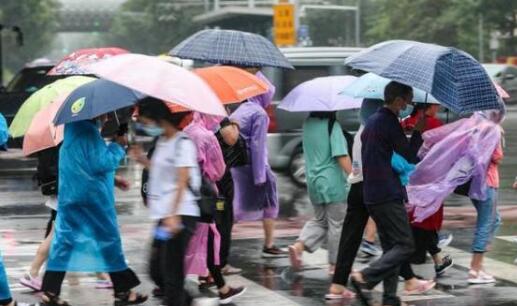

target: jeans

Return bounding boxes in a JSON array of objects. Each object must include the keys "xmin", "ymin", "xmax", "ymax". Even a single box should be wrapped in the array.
[
  {"xmin": 298, "ymin": 202, "xmax": 346, "ymax": 264},
  {"xmin": 363, "ymin": 200, "xmax": 415, "ymax": 306},
  {"xmin": 332, "ymin": 182, "xmax": 370, "ymax": 286},
  {"xmin": 471, "ymin": 187, "xmax": 501, "ymax": 253}
]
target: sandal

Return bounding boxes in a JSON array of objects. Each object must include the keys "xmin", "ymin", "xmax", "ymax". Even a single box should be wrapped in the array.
[
  {"xmin": 114, "ymin": 291, "xmax": 148, "ymax": 306},
  {"xmin": 325, "ymin": 289, "xmax": 356, "ymax": 300},
  {"xmin": 403, "ymin": 280, "xmax": 436, "ymax": 296},
  {"xmin": 41, "ymin": 292, "xmax": 71, "ymax": 306}
]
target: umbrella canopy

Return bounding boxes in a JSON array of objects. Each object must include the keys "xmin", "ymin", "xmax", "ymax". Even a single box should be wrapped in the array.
[
  {"xmin": 279, "ymin": 76, "xmax": 363, "ymax": 112},
  {"xmin": 194, "ymin": 66, "xmax": 269, "ymax": 104},
  {"xmin": 23, "ymin": 95, "xmax": 65, "ymax": 156},
  {"xmin": 9, "ymin": 76, "xmax": 95, "ymax": 138},
  {"xmin": 85, "ymin": 53, "xmax": 226, "ymax": 116},
  {"xmin": 494, "ymin": 83, "xmax": 510, "ymax": 99},
  {"xmin": 341, "ymin": 72, "xmax": 440, "ymax": 104},
  {"xmin": 53, "ymin": 79, "xmax": 143, "ymax": 125},
  {"xmin": 345, "ymin": 40, "xmax": 501, "ymax": 114},
  {"xmin": 48, "ymin": 47, "xmax": 129, "ymax": 76},
  {"xmin": 170, "ymin": 29, "xmax": 294, "ymax": 70}
]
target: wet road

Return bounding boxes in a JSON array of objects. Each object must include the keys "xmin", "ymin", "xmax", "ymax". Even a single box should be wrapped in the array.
[{"xmin": 1, "ymin": 108, "xmax": 517, "ymax": 305}]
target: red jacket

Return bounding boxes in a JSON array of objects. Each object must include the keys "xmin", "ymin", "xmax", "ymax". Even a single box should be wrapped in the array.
[{"xmin": 403, "ymin": 112, "xmax": 444, "ymax": 231}]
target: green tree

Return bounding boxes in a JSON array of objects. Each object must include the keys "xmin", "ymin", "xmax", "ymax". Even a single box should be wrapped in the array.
[
  {"xmin": 480, "ymin": 0, "xmax": 517, "ymax": 56},
  {"xmin": 0, "ymin": 0, "xmax": 59, "ymax": 73},
  {"xmin": 107, "ymin": 0, "xmax": 203, "ymax": 55}
]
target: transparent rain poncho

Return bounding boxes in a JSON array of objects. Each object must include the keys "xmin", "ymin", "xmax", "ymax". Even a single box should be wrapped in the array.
[
  {"xmin": 47, "ymin": 121, "xmax": 128, "ymax": 272},
  {"xmin": 407, "ymin": 113, "xmax": 502, "ymax": 222}
]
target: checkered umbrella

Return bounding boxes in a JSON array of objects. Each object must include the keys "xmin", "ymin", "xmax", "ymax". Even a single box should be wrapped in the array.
[
  {"xmin": 170, "ymin": 29, "xmax": 294, "ymax": 70},
  {"xmin": 345, "ymin": 40, "xmax": 502, "ymax": 114}
]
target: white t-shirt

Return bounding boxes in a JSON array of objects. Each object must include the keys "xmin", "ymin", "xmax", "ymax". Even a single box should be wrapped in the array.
[
  {"xmin": 348, "ymin": 125, "xmax": 364, "ymax": 184},
  {"xmin": 147, "ymin": 132, "xmax": 201, "ymax": 219}
]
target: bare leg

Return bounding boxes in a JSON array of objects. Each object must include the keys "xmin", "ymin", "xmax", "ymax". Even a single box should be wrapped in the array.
[
  {"xmin": 364, "ymin": 218, "xmax": 377, "ymax": 243},
  {"xmin": 263, "ymin": 219, "xmax": 275, "ymax": 248},
  {"xmin": 432, "ymin": 253, "xmax": 443, "ymax": 266},
  {"xmin": 30, "ymin": 224, "xmax": 54, "ymax": 277},
  {"xmin": 471, "ymin": 253, "xmax": 484, "ymax": 271}
]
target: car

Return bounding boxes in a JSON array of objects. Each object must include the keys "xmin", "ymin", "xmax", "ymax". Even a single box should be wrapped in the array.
[
  {"xmin": 483, "ymin": 63, "xmax": 517, "ymax": 104},
  {"xmin": 0, "ymin": 60, "xmax": 59, "ymax": 147},
  {"xmin": 263, "ymin": 47, "xmax": 459, "ymax": 187},
  {"xmin": 261, "ymin": 47, "xmax": 364, "ymax": 186}
]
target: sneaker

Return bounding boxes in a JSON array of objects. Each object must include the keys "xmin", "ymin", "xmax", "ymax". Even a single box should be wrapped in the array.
[
  {"xmin": 219, "ymin": 286, "xmax": 246, "ymax": 304},
  {"xmin": 359, "ymin": 240, "xmax": 382, "ymax": 257},
  {"xmin": 221, "ymin": 264, "xmax": 243, "ymax": 275},
  {"xmin": 438, "ymin": 233, "xmax": 454, "ymax": 249},
  {"xmin": 95, "ymin": 279, "xmax": 113, "ymax": 289},
  {"xmin": 468, "ymin": 270, "xmax": 496, "ymax": 284},
  {"xmin": 261, "ymin": 245, "xmax": 289, "ymax": 258},
  {"xmin": 435, "ymin": 255, "xmax": 453, "ymax": 276},
  {"xmin": 19, "ymin": 273, "xmax": 42, "ymax": 291}
]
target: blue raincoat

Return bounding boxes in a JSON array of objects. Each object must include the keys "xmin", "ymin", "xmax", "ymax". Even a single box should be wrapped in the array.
[
  {"xmin": 47, "ymin": 121, "xmax": 128, "ymax": 272},
  {"xmin": 0, "ymin": 251, "xmax": 11, "ymax": 300},
  {"xmin": 0, "ymin": 113, "xmax": 8, "ymax": 148}
]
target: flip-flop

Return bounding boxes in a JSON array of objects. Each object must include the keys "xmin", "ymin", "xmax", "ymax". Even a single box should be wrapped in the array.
[
  {"xmin": 403, "ymin": 280, "xmax": 436, "ymax": 296},
  {"xmin": 288, "ymin": 246, "xmax": 302, "ymax": 271},
  {"xmin": 324, "ymin": 290, "xmax": 356, "ymax": 300},
  {"xmin": 350, "ymin": 277, "xmax": 371, "ymax": 306}
]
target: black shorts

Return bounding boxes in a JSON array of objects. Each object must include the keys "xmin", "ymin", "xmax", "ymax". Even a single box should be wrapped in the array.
[{"xmin": 45, "ymin": 209, "xmax": 57, "ymax": 238}]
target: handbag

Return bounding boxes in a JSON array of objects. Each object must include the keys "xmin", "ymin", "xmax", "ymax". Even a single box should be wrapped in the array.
[{"xmin": 188, "ymin": 177, "xmax": 222, "ymax": 219}]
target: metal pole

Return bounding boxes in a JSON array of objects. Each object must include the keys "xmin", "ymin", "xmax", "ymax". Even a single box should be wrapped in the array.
[
  {"xmin": 355, "ymin": 0, "xmax": 361, "ymax": 47},
  {"xmin": 214, "ymin": 0, "xmax": 220, "ymax": 10},
  {"xmin": 478, "ymin": 14, "xmax": 484, "ymax": 62}
]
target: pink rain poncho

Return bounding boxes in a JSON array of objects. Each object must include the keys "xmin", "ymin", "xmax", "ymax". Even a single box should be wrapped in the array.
[
  {"xmin": 407, "ymin": 113, "xmax": 502, "ymax": 222},
  {"xmin": 183, "ymin": 113, "xmax": 225, "ymax": 275},
  {"xmin": 229, "ymin": 72, "xmax": 279, "ymax": 221}
]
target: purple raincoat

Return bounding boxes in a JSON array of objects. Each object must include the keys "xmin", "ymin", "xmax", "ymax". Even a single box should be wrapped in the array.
[
  {"xmin": 407, "ymin": 113, "xmax": 501, "ymax": 222},
  {"xmin": 183, "ymin": 113, "xmax": 225, "ymax": 275},
  {"xmin": 229, "ymin": 72, "xmax": 279, "ymax": 221}
]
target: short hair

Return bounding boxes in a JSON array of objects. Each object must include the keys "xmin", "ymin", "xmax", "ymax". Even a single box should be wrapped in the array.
[
  {"xmin": 137, "ymin": 97, "xmax": 190, "ymax": 129},
  {"xmin": 384, "ymin": 81, "xmax": 413, "ymax": 105}
]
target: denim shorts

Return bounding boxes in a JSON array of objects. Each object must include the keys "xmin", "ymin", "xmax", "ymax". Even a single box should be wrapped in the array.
[{"xmin": 471, "ymin": 187, "xmax": 502, "ymax": 253}]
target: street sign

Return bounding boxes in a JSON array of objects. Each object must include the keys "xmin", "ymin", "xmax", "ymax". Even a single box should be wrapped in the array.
[{"xmin": 273, "ymin": 3, "xmax": 296, "ymax": 46}]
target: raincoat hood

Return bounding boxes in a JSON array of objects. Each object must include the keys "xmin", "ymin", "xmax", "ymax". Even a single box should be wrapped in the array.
[
  {"xmin": 192, "ymin": 112, "xmax": 223, "ymax": 132},
  {"xmin": 249, "ymin": 71, "xmax": 275, "ymax": 109}
]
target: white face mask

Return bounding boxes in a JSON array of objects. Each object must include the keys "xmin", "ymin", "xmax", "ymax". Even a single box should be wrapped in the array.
[{"xmin": 398, "ymin": 104, "xmax": 414, "ymax": 119}]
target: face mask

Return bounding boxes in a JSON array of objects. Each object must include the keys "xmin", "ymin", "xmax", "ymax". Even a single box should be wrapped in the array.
[
  {"xmin": 141, "ymin": 125, "xmax": 164, "ymax": 137},
  {"xmin": 398, "ymin": 104, "xmax": 414, "ymax": 119}
]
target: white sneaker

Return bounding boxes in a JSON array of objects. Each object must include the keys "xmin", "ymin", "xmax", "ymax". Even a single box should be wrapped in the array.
[{"xmin": 468, "ymin": 270, "xmax": 496, "ymax": 284}]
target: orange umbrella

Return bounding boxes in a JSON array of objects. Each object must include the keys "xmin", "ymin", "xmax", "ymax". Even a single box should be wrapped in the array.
[
  {"xmin": 23, "ymin": 95, "xmax": 66, "ymax": 156},
  {"xmin": 193, "ymin": 66, "xmax": 269, "ymax": 104}
]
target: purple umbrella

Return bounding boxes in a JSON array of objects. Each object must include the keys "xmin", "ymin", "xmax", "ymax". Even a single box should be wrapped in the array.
[{"xmin": 279, "ymin": 76, "xmax": 362, "ymax": 112}]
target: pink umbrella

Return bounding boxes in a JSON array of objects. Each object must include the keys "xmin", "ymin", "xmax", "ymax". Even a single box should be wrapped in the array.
[
  {"xmin": 85, "ymin": 53, "xmax": 227, "ymax": 116},
  {"xmin": 23, "ymin": 96, "xmax": 66, "ymax": 156},
  {"xmin": 494, "ymin": 82, "xmax": 510, "ymax": 99},
  {"xmin": 48, "ymin": 47, "xmax": 129, "ymax": 75}
]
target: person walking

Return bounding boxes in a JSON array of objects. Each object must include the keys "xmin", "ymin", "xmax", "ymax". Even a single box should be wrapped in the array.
[
  {"xmin": 350, "ymin": 82, "xmax": 424, "ymax": 306},
  {"xmin": 130, "ymin": 98, "xmax": 200, "ymax": 306},
  {"xmin": 183, "ymin": 112, "xmax": 246, "ymax": 303},
  {"xmin": 229, "ymin": 71, "xmax": 286, "ymax": 258},
  {"xmin": 39, "ymin": 114, "xmax": 146, "ymax": 306},
  {"xmin": 288, "ymin": 111, "xmax": 351, "ymax": 274},
  {"xmin": 467, "ymin": 111, "xmax": 503, "ymax": 284}
]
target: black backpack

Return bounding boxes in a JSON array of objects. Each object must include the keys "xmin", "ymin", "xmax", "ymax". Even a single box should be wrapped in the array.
[{"xmin": 36, "ymin": 146, "xmax": 60, "ymax": 196}]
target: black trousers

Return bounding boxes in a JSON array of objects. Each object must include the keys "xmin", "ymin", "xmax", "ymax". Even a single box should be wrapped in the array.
[
  {"xmin": 363, "ymin": 201, "xmax": 415, "ymax": 306},
  {"xmin": 149, "ymin": 216, "xmax": 197, "ymax": 306},
  {"xmin": 42, "ymin": 268, "xmax": 140, "ymax": 296},
  {"xmin": 0, "ymin": 298, "xmax": 12, "ymax": 305},
  {"xmin": 215, "ymin": 192, "xmax": 234, "ymax": 268},
  {"xmin": 207, "ymin": 226, "xmax": 226, "ymax": 289},
  {"xmin": 332, "ymin": 182, "xmax": 370, "ymax": 286},
  {"xmin": 400, "ymin": 226, "xmax": 441, "ymax": 281}
]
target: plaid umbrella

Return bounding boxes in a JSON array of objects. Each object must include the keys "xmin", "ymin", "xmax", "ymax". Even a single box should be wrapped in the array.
[
  {"xmin": 345, "ymin": 40, "xmax": 501, "ymax": 114},
  {"xmin": 170, "ymin": 29, "xmax": 294, "ymax": 69}
]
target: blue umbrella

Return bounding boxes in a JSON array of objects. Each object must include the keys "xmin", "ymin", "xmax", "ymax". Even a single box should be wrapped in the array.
[
  {"xmin": 170, "ymin": 29, "xmax": 294, "ymax": 70},
  {"xmin": 53, "ymin": 79, "xmax": 143, "ymax": 125},
  {"xmin": 345, "ymin": 40, "xmax": 501, "ymax": 114},
  {"xmin": 341, "ymin": 72, "xmax": 441, "ymax": 104}
]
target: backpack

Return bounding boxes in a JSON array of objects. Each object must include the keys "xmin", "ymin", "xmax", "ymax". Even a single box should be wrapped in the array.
[{"xmin": 36, "ymin": 146, "xmax": 60, "ymax": 196}]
